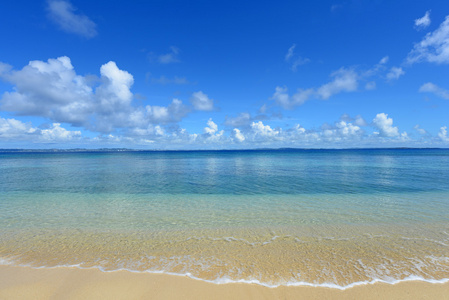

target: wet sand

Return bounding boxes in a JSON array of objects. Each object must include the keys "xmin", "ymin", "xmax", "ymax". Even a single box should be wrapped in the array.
[{"xmin": 1, "ymin": 265, "xmax": 448, "ymax": 300}]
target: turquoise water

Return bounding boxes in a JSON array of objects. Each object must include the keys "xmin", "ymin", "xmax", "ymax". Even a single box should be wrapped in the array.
[{"xmin": 1, "ymin": 149, "xmax": 449, "ymax": 287}]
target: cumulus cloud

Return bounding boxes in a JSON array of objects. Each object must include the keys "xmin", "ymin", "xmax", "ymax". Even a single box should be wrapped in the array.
[
  {"xmin": 415, "ymin": 10, "xmax": 431, "ymax": 30},
  {"xmin": 0, "ymin": 56, "xmax": 195, "ymax": 135},
  {"xmin": 439, "ymin": 126, "xmax": 449, "ymax": 142},
  {"xmin": 96, "ymin": 61, "xmax": 134, "ymax": 113},
  {"xmin": 145, "ymin": 99, "xmax": 190, "ymax": 124},
  {"xmin": 204, "ymin": 118, "xmax": 218, "ymax": 135},
  {"xmin": 232, "ymin": 128, "xmax": 245, "ymax": 142},
  {"xmin": 407, "ymin": 15, "xmax": 449, "ymax": 64},
  {"xmin": 419, "ymin": 82, "xmax": 449, "ymax": 99},
  {"xmin": 321, "ymin": 121, "xmax": 363, "ymax": 142},
  {"xmin": 372, "ymin": 113, "xmax": 399, "ymax": 137},
  {"xmin": 158, "ymin": 46, "xmax": 180, "ymax": 64},
  {"xmin": 0, "ymin": 56, "xmax": 94, "ymax": 126},
  {"xmin": 0, "ymin": 117, "xmax": 80, "ymax": 142},
  {"xmin": 202, "ymin": 118, "xmax": 224, "ymax": 143},
  {"xmin": 386, "ymin": 67, "xmax": 405, "ymax": 80},
  {"xmin": 47, "ymin": 0, "xmax": 97, "ymax": 38},
  {"xmin": 129, "ymin": 124, "xmax": 165, "ymax": 137},
  {"xmin": 250, "ymin": 121, "xmax": 280, "ymax": 140},
  {"xmin": 40, "ymin": 123, "xmax": 81, "ymax": 141},
  {"xmin": 190, "ymin": 91, "xmax": 215, "ymax": 111},
  {"xmin": 0, "ymin": 118, "xmax": 36, "ymax": 139}
]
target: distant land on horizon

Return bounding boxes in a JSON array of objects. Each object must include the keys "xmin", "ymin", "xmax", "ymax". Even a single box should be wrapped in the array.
[{"xmin": 0, "ymin": 147, "xmax": 447, "ymax": 153}]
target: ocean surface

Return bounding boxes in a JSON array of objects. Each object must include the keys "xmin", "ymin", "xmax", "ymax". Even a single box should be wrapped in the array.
[{"xmin": 1, "ymin": 149, "xmax": 449, "ymax": 288}]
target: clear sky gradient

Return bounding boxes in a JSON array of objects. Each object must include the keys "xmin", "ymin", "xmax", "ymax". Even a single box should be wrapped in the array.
[{"xmin": 0, "ymin": 0, "xmax": 448, "ymax": 149}]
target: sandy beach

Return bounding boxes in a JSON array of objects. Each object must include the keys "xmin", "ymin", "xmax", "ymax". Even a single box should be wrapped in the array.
[{"xmin": 0, "ymin": 265, "xmax": 448, "ymax": 300}]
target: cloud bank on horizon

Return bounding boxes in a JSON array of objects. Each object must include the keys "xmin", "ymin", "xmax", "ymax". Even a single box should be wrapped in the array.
[{"xmin": 0, "ymin": 0, "xmax": 448, "ymax": 149}]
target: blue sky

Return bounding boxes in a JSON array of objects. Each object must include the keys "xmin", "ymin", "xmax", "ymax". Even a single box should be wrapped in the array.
[{"xmin": 0, "ymin": 0, "xmax": 448, "ymax": 149}]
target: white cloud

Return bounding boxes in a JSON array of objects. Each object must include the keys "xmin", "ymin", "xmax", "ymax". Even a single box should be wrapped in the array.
[
  {"xmin": 316, "ymin": 68, "xmax": 358, "ymax": 99},
  {"xmin": 225, "ymin": 112, "xmax": 251, "ymax": 127},
  {"xmin": 158, "ymin": 46, "xmax": 180, "ymax": 64},
  {"xmin": 285, "ymin": 44, "xmax": 296, "ymax": 61},
  {"xmin": 0, "ymin": 56, "xmax": 94, "ymax": 126},
  {"xmin": 40, "ymin": 123, "xmax": 81, "ymax": 141},
  {"xmin": 320, "ymin": 121, "xmax": 363, "ymax": 142},
  {"xmin": 407, "ymin": 15, "xmax": 449, "ymax": 64},
  {"xmin": 414, "ymin": 124, "xmax": 428, "ymax": 135},
  {"xmin": 96, "ymin": 61, "xmax": 134, "ymax": 112},
  {"xmin": 438, "ymin": 126, "xmax": 449, "ymax": 142},
  {"xmin": 340, "ymin": 114, "xmax": 368, "ymax": 127},
  {"xmin": 202, "ymin": 119, "xmax": 224, "ymax": 143},
  {"xmin": 419, "ymin": 82, "xmax": 449, "ymax": 99},
  {"xmin": 415, "ymin": 10, "xmax": 431, "ymax": 30},
  {"xmin": 190, "ymin": 91, "xmax": 215, "ymax": 111},
  {"xmin": 372, "ymin": 113, "xmax": 399, "ymax": 137},
  {"xmin": 284, "ymin": 44, "xmax": 310, "ymax": 71},
  {"xmin": 129, "ymin": 124, "xmax": 165, "ymax": 138},
  {"xmin": 379, "ymin": 56, "xmax": 389, "ymax": 64},
  {"xmin": 145, "ymin": 99, "xmax": 190, "ymax": 124},
  {"xmin": 250, "ymin": 121, "xmax": 280, "ymax": 139},
  {"xmin": 386, "ymin": 67, "xmax": 405, "ymax": 80},
  {"xmin": 204, "ymin": 118, "xmax": 218, "ymax": 135},
  {"xmin": 0, "ymin": 117, "xmax": 81, "ymax": 142},
  {"xmin": 232, "ymin": 128, "xmax": 245, "ymax": 142},
  {"xmin": 0, "ymin": 118, "xmax": 36, "ymax": 139},
  {"xmin": 271, "ymin": 68, "xmax": 358, "ymax": 109},
  {"xmin": 47, "ymin": 0, "xmax": 97, "ymax": 38},
  {"xmin": 354, "ymin": 115, "xmax": 368, "ymax": 127},
  {"xmin": 0, "ymin": 56, "xmax": 194, "ymax": 134},
  {"xmin": 271, "ymin": 86, "xmax": 314, "ymax": 109},
  {"xmin": 224, "ymin": 112, "xmax": 271, "ymax": 128}
]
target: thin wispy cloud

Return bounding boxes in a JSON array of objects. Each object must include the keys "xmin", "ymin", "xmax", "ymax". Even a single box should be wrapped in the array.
[
  {"xmin": 419, "ymin": 82, "xmax": 449, "ymax": 99},
  {"xmin": 150, "ymin": 75, "xmax": 190, "ymax": 85},
  {"xmin": 158, "ymin": 46, "xmax": 180, "ymax": 64},
  {"xmin": 2, "ymin": 2, "xmax": 449, "ymax": 148},
  {"xmin": 386, "ymin": 67, "xmax": 405, "ymax": 80},
  {"xmin": 284, "ymin": 44, "xmax": 310, "ymax": 71},
  {"xmin": 407, "ymin": 15, "xmax": 449, "ymax": 64},
  {"xmin": 415, "ymin": 10, "xmax": 431, "ymax": 30},
  {"xmin": 272, "ymin": 67, "xmax": 358, "ymax": 109},
  {"xmin": 47, "ymin": 0, "xmax": 97, "ymax": 38}
]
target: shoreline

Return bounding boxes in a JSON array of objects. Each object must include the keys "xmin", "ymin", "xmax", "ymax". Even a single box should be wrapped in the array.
[{"xmin": 1, "ymin": 265, "xmax": 449, "ymax": 299}]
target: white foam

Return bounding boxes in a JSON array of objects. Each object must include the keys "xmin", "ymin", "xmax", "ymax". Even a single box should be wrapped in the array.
[{"xmin": 2, "ymin": 256, "xmax": 449, "ymax": 290}]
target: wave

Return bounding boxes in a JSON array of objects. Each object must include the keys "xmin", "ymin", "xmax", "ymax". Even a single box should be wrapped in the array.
[{"xmin": 1, "ymin": 257, "xmax": 448, "ymax": 290}]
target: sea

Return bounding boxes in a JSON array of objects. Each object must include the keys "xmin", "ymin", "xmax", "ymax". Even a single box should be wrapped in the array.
[{"xmin": 1, "ymin": 148, "xmax": 449, "ymax": 288}]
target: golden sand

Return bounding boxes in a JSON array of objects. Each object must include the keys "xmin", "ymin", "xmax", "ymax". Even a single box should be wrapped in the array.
[
  {"xmin": 2, "ymin": 225, "xmax": 449, "ymax": 286},
  {"xmin": 1, "ymin": 265, "xmax": 449, "ymax": 300}
]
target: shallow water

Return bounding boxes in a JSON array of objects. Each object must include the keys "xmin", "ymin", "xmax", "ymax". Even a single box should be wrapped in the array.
[{"xmin": 1, "ymin": 149, "xmax": 449, "ymax": 287}]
